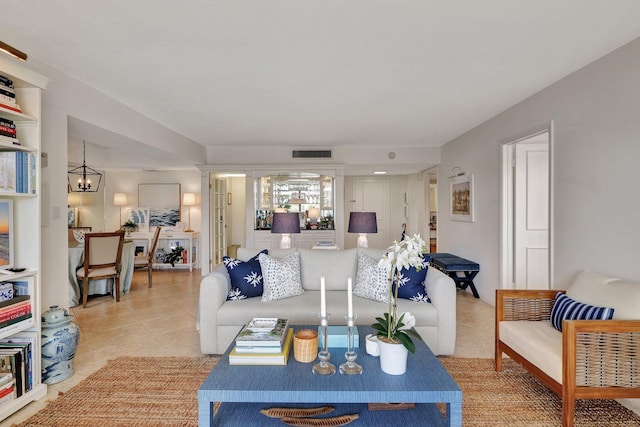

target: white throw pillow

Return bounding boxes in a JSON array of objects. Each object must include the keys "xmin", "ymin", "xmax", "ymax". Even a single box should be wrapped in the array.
[
  {"xmin": 354, "ymin": 253, "xmax": 389, "ymax": 303},
  {"xmin": 259, "ymin": 251, "xmax": 304, "ymax": 302}
]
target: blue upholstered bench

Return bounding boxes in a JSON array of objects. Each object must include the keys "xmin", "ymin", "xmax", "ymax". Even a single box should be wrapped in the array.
[{"xmin": 429, "ymin": 253, "xmax": 480, "ymax": 298}]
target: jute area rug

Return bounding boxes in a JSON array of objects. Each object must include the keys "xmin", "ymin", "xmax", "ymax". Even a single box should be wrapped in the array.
[{"xmin": 15, "ymin": 357, "xmax": 640, "ymax": 426}]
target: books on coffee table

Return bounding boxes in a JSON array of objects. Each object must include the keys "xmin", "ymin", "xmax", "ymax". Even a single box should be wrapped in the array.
[
  {"xmin": 235, "ymin": 318, "xmax": 289, "ymax": 348},
  {"xmin": 229, "ymin": 328, "xmax": 294, "ymax": 366}
]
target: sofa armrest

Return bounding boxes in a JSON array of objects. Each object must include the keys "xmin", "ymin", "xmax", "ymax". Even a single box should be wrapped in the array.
[
  {"xmin": 198, "ymin": 266, "xmax": 231, "ymax": 354},
  {"xmin": 563, "ymin": 319, "xmax": 640, "ymax": 389},
  {"xmin": 424, "ymin": 267, "xmax": 457, "ymax": 355}
]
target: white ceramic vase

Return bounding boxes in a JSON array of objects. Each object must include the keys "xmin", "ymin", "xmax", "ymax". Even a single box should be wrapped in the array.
[{"xmin": 378, "ymin": 339, "xmax": 408, "ymax": 375}]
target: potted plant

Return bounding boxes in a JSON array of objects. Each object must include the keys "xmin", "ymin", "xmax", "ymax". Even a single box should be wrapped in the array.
[
  {"xmin": 371, "ymin": 234, "xmax": 426, "ymax": 375},
  {"xmin": 164, "ymin": 245, "xmax": 185, "ymax": 267},
  {"xmin": 121, "ymin": 219, "xmax": 138, "ymax": 233}
]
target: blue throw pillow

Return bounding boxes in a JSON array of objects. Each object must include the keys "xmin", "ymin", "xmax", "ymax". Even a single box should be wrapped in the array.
[
  {"xmin": 392, "ymin": 255, "xmax": 431, "ymax": 303},
  {"xmin": 224, "ymin": 250, "xmax": 268, "ymax": 300},
  {"xmin": 550, "ymin": 292, "xmax": 614, "ymax": 331}
]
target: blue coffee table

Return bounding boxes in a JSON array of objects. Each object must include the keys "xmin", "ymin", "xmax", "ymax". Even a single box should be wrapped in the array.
[{"xmin": 198, "ymin": 325, "xmax": 462, "ymax": 426}]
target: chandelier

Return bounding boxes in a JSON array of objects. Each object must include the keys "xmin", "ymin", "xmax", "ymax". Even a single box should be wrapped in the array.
[{"xmin": 67, "ymin": 140, "xmax": 102, "ymax": 193}]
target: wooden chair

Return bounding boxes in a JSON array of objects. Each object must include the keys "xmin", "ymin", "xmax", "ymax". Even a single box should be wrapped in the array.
[
  {"xmin": 68, "ymin": 226, "xmax": 92, "ymax": 243},
  {"xmin": 134, "ymin": 226, "xmax": 161, "ymax": 288},
  {"xmin": 77, "ymin": 230, "xmax": 125, "ymax": 308}
]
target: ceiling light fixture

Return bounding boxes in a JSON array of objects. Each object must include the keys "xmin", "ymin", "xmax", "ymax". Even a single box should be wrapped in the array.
[
  {"xmin": 373, "ymin": 171, "xmax": 387, "ymax": 175},
  {"xmin": 0, "ymin": 41, "xmax": 27, "ymax": 62},
  {"xmin": 67, "ymin": 141, "xmax": 103, "ymax": 193}
]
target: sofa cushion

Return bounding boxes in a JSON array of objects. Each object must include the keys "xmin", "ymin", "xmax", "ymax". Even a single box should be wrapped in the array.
[
  {"xmin": 499, "ymin": 321, "xmax": 562, "ymax": 383},
  {"xmin": 566, "ymin": 270, "xmax": 640, "ymax": 320},
  {"xmin": 224, "ymin": 250, "xmax": 267, "ymax": 300},
  {"xmin": 259, "ymin": 251, "xmax": 304, "ymax": 302},
  {"xmin": 393, "ymin": 255, "xmax": 431, "ymax": 303},
  {"xmin": 549, "ymin": 292, "xmax": 614, "ymax": 332},
  {"xmin": 354, "ymin": 252, "xmax": 389, "ymax": 303},
  {"xmin": 299, "ymin": 248, "xmax": 358, "ymax": 291}
]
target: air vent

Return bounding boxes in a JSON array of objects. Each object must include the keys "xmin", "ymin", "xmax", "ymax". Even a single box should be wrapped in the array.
[{"xmin": 292, "ymin": 150, "xmax": 332, "ymax": 159}]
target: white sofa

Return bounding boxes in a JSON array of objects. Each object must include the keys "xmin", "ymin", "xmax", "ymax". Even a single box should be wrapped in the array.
[
  {"xmin": 496, "ymin": 271, "xmax": 640, "ymax": 427},
  {"xmin": 199, "ymin": 247, "xmax": 457, "ymax": 355}
]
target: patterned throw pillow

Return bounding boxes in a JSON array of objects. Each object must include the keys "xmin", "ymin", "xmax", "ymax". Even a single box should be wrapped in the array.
[
  {"xmin": 224, "ymin": 250, "xmax": 267, "ymax": 300},
  {"xmin": 392, "ymin": 255, "xmax": 431, "ymax": 303},
  {"xmin": 258, "ymin": 251, "xmax": 304, "ymax": 302},
  {"xmin": 354, "ymin": 253, "xmax": 389, "ymax": 303},
  {"xmin": 550, "ymin": 292, "xmax": 614, "ymax": 331}
]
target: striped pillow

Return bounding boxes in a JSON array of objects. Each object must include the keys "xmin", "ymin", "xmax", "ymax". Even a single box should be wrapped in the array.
[{"xmin": 550, "ymin": 292, "xmax": 614, "ymax": 331}]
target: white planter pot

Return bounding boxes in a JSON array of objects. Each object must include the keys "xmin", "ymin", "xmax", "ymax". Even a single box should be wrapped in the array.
[{"xmin": 378, "ymin": 339, "xmax": 408, "ymax": 375}]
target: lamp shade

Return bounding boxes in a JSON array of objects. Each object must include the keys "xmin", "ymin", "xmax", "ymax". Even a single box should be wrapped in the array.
[
  {"xmin": 271, "ymin": 212, "xmax": 301, "ymax": 234},
  {"xmin": 348, "ymin": 212, "xmax": 378, "ymax": 234},
  {"xmin": 183, "ymin": 193, "xmax": 196, "ymax": 206},
  {"xmin": 113, "ymin": 192, "xmax": 127, "ymax": 206},
  {"xmin": 308, "ymin": 208, "xmax": 321, "ymax": 219}
]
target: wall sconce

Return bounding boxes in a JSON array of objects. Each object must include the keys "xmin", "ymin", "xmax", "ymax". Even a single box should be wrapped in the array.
[
  {"xmin": 113, "ymin": 193, "xmax": 128, "ymax": 226},
  {"xmin": 182, "ymin": 193, "xmax": 196, "ymax": 232},
  {"xmin": 271, "ymin": 212, "xmax": 301, "ymax": 249},
  {"xmin": 348, "ymin": 212, "xmax": 378, "ymax": 248}
]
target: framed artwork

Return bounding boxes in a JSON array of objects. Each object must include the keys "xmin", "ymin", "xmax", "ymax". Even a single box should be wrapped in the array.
[
  {"xmin": 134, "ymin": 240, "xmax": 148, "ymax": 257},
  {"xmin": 67, "ymin": 208, "xmax": 78, "ymax": 228},
  {"xmin": 138, "ymin": 183, "xmax": 181, "ymax": 226},
  {"xmin": 126, "ymin": 207, "xmax": 150, "ymax": 232},
  {"xmin": 449, "ymin": 173, "xmax": 475, "ymax": 222}
]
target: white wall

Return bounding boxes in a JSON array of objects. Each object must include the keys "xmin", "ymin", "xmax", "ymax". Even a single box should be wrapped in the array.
[
  {"xmin": 104, "ymin": 170, "xmax": 202, "ymax": 232},
  {"xmin": 27, "ymin": 58, "xmax": 206, "ymax": 310},
  {"xmin": 439, "ymin": 37, "xmax": 640, "ymax": 303}
]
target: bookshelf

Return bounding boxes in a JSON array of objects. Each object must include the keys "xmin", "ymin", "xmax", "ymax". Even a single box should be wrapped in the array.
[{"xmin": 0, "ymin": 56, "xmax": 48, "ymax": 421}]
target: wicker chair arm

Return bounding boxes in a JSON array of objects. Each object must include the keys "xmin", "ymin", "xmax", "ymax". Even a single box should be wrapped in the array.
[{"xmin": 563, "ymin": 320, "xmax": 640, "ymax": 388}]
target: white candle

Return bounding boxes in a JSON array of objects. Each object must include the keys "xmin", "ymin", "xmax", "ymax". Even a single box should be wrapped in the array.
[
  {"xmin": 347, "ymin": 277, "xmax": 353, "ymax": 318},
  {"xmin": 320, "ymin": 276, "xmax": 326, "ymax": 317}
]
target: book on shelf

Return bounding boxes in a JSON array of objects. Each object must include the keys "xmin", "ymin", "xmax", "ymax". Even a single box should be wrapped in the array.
[
  {"xmin": 1, "ymin": 331, "xmax": 37, "ymax": 393},
  {"xmin": 235, "ymin": 318, "xmax": 289, "ymax": 347},
  {"xmin": 0, "ymin": 134, "xmax": 19, "ymax": 145},
  {"xmin": 0, "ymin": 152, "xmax": 37, "ymax": 194},
  {"xmin": 0, "ymin": 117, "xmax": 15, "ymax": 129},
  {"xmin": 0, "ymin": 312, "xmax": 32, "ymax": 330},
  {"xmin": 0, "ymin": 299, "xmax": 31, "ymax": 320},
  {"xmin": 0, "ymin": 75, "xmax": 14, "ymax": 89},
  {"xmin": 0, "ymin": 103, "xmax": 22, "ymax": 113},
  {"xmin": 0, "ymin": 348, "xmax": 24, "ymax": 397},
  {"xmin": 229, "ymin": 328, "xmax": 293, "ymax": 366}
]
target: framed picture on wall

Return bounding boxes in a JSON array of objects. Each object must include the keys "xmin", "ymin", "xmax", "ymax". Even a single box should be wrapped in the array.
[
  {"xmin": 449, "ymin": 173, "xmax": 475, "ymax": 222},
  {"xmin": 126, "ymin": 207, "xmax": 150, "ymax": 232},
  {"xmin": 138, "ymin": 183, "xmax": 181, "ymax": 226}
]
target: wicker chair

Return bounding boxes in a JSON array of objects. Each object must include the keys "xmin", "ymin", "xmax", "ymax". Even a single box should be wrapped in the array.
[{"xmin": 495, "ymin": 289, "xmax": 640, "ymax": 427}]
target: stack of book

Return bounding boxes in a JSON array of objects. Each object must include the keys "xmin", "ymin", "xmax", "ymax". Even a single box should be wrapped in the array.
[
  {"xmin": 0, "ymin": 75, "xmax": 21, "ymax": 113},
  {"xmin": 0, "ymin": 371, "xmax": 14, "ymax": 404},
  {"xmin": 229, "ymin": 318, "xmax": 292, "ymax": 366},
  {"xmin": 0, "ymin": 116, "xmax": 19, "ymax": 145},
  {"xmin": 0, "ymin": 295, "xmax": 32, "ymax": 330}
]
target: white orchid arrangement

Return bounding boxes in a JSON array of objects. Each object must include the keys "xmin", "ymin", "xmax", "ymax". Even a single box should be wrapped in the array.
[{"xmin": 371, "ymin": 234, "xmax": 426, "ymax": 353}]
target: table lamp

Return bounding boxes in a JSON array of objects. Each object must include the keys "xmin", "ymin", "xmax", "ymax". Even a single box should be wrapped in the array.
[
  {"xmin": 183, "ymin": 193, "xmax": 196, "ymax": 232},
  {"xmin": 308, "ymin": 207, "xmax": 321, "ymax": 228},
  {"xmin": 113, "ymin": 192, "xmax": 128, "ymax": 226},
  {"xmin": 271, "ymin": 212, "xmax": 301, "ymax": 249},
  {"xmin": 348, "ymin": 212, "xmax": 378, "ymax": 248}
]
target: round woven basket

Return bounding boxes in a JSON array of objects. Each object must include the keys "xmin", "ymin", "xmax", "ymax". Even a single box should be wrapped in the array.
[{"xmin": 293, "ymin": 329, "xmax": 318, "ymax": 363}]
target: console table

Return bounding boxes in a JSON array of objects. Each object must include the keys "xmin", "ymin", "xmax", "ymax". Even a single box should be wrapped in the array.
[
  {"xmin": 127, "ymin": 230, "xmax": 199, "ymax": 271},
  {"xmin": 198, "ymin": 325, "xmax": 462, "ymax": 426},
  {"xmin": 429, "ymin": 253, "xmax": 480, "ymax": 298}
]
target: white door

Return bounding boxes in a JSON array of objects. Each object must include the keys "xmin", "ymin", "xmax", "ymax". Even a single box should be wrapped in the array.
[
  {"xmin": 353, "ymin": 178, "xmax": 391, "ymax": 248},
  {"xmin": 513, "ymin": 139, "xmax": 549, "ymax": 289},
  {"xmin": 210, "ymin": 176, "xmax": 227, "ymax": 267}
]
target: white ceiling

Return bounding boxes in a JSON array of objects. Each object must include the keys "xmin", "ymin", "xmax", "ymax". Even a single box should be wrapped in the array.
[{"xmin": 4, "ymin": 1, "xmax": 640, "ymax": 169}]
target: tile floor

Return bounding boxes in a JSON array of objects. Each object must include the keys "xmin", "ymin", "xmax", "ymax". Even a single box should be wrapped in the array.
[{"xmin": 2, "ymin": 270, "xmax": 495, "ymax": 426}]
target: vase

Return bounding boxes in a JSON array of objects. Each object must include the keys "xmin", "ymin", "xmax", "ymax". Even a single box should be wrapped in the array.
[
  {"xmin": 378, "ymin": 338, "xmax": 408, "ymax": 375},
  {"xmin": 41, "ymin": 305, "xmax": 80, "ymax": 385}
]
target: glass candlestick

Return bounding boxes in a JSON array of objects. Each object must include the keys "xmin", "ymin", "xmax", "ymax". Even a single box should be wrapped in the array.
[
  {"xmin": 339, "ymin": 314, "xmax": 362, "ymax": 375},
  {"xmin": 313, "ymin": 313, "xmax": 336, "ymax": 376}
]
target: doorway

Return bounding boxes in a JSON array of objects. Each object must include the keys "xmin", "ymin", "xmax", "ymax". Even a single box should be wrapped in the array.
[{"xmin": 501, "ymin": 129, "xmax": 552, "ymax": 290}]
